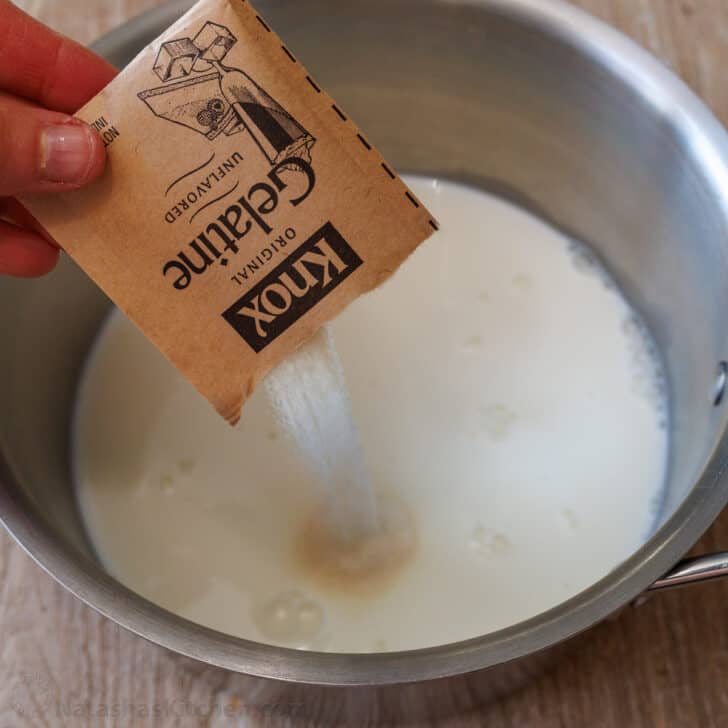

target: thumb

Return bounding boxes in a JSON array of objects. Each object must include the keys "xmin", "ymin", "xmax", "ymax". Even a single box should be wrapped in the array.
[{"xmin": 0, "ymin": 92, "xmax": 106, "ymax": 197}]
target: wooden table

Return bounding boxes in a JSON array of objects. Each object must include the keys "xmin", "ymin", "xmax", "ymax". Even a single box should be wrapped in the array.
[{"xmin": 2, "ymin": 1, "xmax": 728, "ymax": 726}]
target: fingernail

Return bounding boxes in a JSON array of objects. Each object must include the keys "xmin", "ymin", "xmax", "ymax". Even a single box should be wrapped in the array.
[{"xmin": 40, "ymin": 123, "xmax": 95, "ymax": 183}]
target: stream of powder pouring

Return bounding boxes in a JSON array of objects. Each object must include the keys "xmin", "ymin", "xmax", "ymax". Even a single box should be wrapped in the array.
[{"xmin": 264, "ymin": 326, "xmax": 379, "ymax": 544}]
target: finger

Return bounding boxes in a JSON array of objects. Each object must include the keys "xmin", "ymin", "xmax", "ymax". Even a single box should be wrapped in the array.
[
  {"xmin": 0, "ymin": 220, "xmax": 59, "ymax": 277},
  {"xmin": 0, "ymin": 93, "xmax": 106, "ymax": 196},
  {"xmin": 0, "ymin": 197, "xmax": 56, "ymax": 245},
  {"xmin": 0, "ymin": 0, "xmax": 116, "ymax": 114}
]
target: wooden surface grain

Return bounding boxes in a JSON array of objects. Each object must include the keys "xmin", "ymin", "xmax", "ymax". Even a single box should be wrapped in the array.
[{"xmin": 2, "ymin": 0, "xmax": 728, "ymax": 726}]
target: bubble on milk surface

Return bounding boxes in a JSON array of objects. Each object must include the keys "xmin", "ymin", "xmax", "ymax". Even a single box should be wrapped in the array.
[
  {"xmin": 561, "ymin": 508, "xmax": 579, "ymax": 530},
  {"xmin": 253, "ymin": 590, "xmax": 325, "ymax": 648},
  {"xmin": 463, "ymin": 335, "xmax": 483, "ymax": 352},
  {"xmin": 512, "ymin": 273, "xmax": 533, "ymax": 291},
  {"xmin": 467, "ymin": 524, "xmax": 511, "ymax": 558},
  {"xmin": 478, "ymin": 403, "xmax": 518, "ymax": 442}
]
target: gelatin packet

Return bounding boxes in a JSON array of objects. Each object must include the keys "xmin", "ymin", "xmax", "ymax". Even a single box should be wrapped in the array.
[{"xmin": 22, "ymin": 0, "xmax": 437, "ymax": 423}]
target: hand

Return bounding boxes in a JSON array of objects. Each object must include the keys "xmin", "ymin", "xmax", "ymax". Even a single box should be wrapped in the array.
[{"xmin": 0, "ymin": 1, "xmax": 116, "ymax": 277}]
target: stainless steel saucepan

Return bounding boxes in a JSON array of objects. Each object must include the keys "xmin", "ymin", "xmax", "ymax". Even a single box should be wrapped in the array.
[{"xmin": 2, "ymin": 0, "xmax": 728, "ymax": 722}]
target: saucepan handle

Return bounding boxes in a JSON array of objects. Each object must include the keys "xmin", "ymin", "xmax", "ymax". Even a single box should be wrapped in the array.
[{"xmin": 648, "ymin": 552, "xmax": 728, "ymax": 591}]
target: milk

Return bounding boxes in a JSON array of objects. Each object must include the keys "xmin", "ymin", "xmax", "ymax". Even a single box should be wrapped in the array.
[{"xmin": 74, "ymin": 176, "xmax": 668, "ymax": 652}]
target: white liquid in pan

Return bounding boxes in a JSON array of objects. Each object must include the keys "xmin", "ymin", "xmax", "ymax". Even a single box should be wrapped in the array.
[{"xmin": 74, "ymin": 177, "xmax": 669, "ymax": 653}]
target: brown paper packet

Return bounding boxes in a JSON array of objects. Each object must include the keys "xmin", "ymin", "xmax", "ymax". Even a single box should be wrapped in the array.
[{"xmin": 22, "ymin": 0, "xmax": 437, "ymax": 424}]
